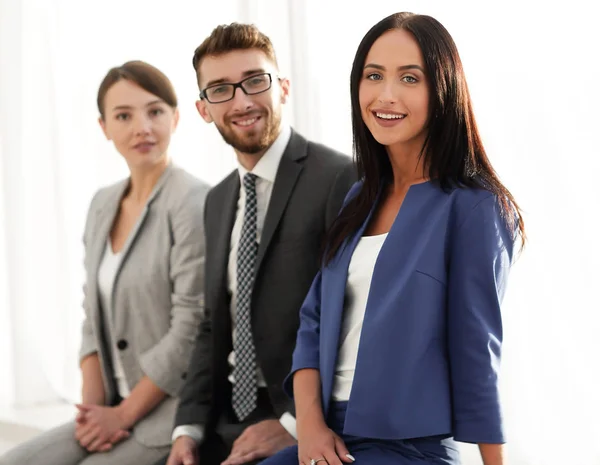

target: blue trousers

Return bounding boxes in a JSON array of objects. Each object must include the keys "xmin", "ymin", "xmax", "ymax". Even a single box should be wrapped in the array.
[{"xmin": 262, "ymin": 402, "xmax": 460, "ymax": 465}]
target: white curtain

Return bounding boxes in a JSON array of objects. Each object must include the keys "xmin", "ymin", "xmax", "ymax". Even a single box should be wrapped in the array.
[{"xmin": 1, "ymin": 0, "xmax": 598, "ymax": 463}]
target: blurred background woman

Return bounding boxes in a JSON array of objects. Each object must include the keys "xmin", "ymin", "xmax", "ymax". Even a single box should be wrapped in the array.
[{"xmin": 0, "ymin": 60, "xmax": 210, "ymax": 465}]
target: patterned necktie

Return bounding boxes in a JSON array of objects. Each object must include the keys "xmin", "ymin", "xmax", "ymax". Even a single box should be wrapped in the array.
[{"xmin": 232, "ymin": 172, "xmax": 259, "ymax": 421}]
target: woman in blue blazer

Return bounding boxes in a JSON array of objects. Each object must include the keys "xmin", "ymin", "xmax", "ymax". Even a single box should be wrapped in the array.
[{"xmin": 260, "ymin": 12, "xmax": 525, "ymax": 465}]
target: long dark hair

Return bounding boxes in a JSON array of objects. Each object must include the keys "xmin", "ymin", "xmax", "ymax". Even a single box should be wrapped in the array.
[{"xmin": 324, "ymin": 12, "xmax": 525, "ymax": 264}]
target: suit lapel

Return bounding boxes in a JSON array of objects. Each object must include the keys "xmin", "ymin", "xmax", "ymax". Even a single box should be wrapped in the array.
[
  {"xmin": 254, "ymin": 131, "xmax": 306, "ymax": 276},
  {"xmin": 320, "ymin": 188, "xmax": 380, "ymax": 413},
  {"xmin": 114, "ymin": 164, "xmax": 174, "ymax": 275},
  {"xmin": 211, "ymin": 172, "xmax": 240, "ymax": 309},
  {"xmin": 88, "ymin": 165, "xmax": 175, "ymax": 334},
  {"xmin": 111, "ymin": 167, "xmax": 175, "ymax": 336},
  {"xmin": 86, "ymin": 180, "xmax": 128, "ymax": 334}
]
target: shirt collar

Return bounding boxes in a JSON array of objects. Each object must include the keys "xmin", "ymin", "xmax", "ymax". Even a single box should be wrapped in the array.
[{"xmin": 237, "ymin": 124, "xmax": 292, "ymax": 184}]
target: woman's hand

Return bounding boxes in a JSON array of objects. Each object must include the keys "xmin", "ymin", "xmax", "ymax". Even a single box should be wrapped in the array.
[
  {"xmin": 74, "ymin": 404, "xmax": 130, "ymax": 452},
  {"xmin": 297, "ymin": 416, "xmax": 354, "ymax": 465}
]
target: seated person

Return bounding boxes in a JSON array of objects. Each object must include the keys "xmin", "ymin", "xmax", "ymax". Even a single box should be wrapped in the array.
[{"xmin": 0, "ymin": 60, "xmax": 209, "ymax": 465}]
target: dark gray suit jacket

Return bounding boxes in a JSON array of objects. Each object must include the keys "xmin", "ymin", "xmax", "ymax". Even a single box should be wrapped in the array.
[{"xmin": 175, "ymin": 129, "xmax": 355, "ymax": 431}]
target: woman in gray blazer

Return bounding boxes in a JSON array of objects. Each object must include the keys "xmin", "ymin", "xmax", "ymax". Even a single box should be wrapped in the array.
[{"xmin": 0, "ymin": 61, "xmax": 210, "ymax": 465}]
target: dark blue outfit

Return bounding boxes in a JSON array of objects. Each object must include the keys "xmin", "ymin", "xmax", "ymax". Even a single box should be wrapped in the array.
[{"xmin": 263, "ymin": 180, "xmax": 516, "ymax": 464}]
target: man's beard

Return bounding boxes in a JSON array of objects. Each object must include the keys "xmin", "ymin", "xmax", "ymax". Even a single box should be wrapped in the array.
[{"xmin": 216, "ymin": 110, "xmax": 282, "ymax": 154}]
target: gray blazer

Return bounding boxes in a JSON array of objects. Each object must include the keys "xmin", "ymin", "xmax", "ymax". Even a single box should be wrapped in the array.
[{"xmin": 79, "ymin": 164, "xmax": 210, "ymax": 447}]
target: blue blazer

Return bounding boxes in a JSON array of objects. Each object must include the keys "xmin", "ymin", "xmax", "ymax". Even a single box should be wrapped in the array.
[{"xmin": 285, "ymin": 180, "xmax": 516, "ymax": 444}]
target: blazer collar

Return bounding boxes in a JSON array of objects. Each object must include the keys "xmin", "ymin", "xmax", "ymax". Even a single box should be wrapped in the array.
[
  {"xmin": 94, "ymin": 162, "xmax": 175, "ymax": 218},
  {"xmin": 212, "ymin": 170, "xmax": 240, "ymax": 309},
  {"xmin": 211, "ymin": 130, "xmax": 308, "ymax": 306},
  {"xmin": 87, "ymin": 164, "xmax": 175, "ymax": 320},
  {"xmin": 254, "ymin": 128, "xmax": 307, "ymax": 274}
]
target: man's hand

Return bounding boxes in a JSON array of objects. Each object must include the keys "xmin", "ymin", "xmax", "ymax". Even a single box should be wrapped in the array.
[
  {"xmin": 167, "ymin": 436, "xmax": 198, "ymax": 465},
  {"xmin": 74, "ymin": 404, "xmax": 130, "ymax": 452},
  {"xmin": 221, "ymin": 419, "xmax": 296, "ymax": 465}
]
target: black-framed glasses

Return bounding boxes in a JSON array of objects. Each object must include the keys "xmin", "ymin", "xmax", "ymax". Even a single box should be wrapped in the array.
[{"xmin": 200, "ymin": 73, "xmax": 275, "ymax": 104}]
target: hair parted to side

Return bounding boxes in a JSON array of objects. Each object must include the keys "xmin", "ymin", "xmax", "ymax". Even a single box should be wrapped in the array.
[
  {"xmin": 192, "ymin": 22, "xmax": 278, "ymax": 81},
  {"xmin": 323, "ymin": 12, "xmax": 526, "ymax": 264},
  {"xmin": 96, "ymin": 60, "xmax": 177, "ymax": 120}
]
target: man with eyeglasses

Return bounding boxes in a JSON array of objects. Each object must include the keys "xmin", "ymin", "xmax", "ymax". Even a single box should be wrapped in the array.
[{"xmin": 156, "ymin": 23, "xmax": 355, "ymax": 465}]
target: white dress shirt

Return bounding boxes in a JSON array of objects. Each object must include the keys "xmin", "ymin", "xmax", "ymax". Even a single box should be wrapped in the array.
[
  {"xmin": 173, "ymin": 125, "xmax": 297, "ymax": 444},
  {"xmin": 331, "ymin": 233, "xmax": 387, "ymax": 401},
  {"xmin": 97, "ymin": 240, "xmax": 130, "ymax": 398}
]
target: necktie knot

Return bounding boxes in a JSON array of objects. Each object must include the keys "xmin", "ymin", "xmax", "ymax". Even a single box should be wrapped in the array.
[{"xmin": 243, "ymin": 173, "xmax": 257, "ymax": 194}]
